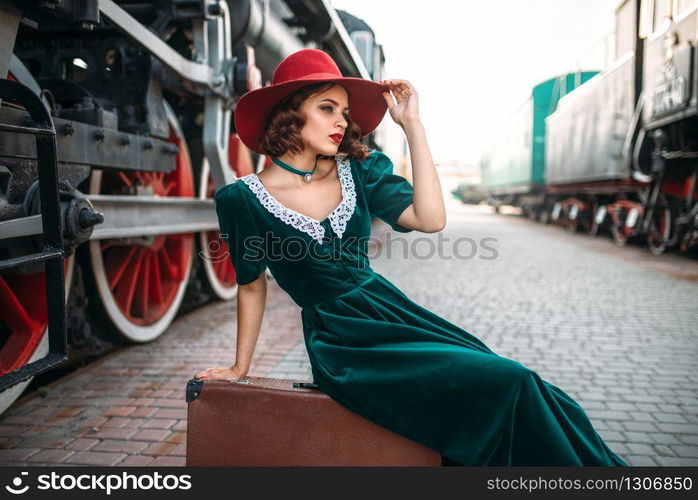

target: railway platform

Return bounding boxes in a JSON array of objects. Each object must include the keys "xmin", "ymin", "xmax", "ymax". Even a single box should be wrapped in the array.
[{"xmin": 0, "ymin": 199, "xmax": 696, "ymax": 466}]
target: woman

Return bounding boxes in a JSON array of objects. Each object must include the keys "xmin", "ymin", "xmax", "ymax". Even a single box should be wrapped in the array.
[{"xmin": 195, "ymin": 49, "xmax": 627, "ymax": 466}]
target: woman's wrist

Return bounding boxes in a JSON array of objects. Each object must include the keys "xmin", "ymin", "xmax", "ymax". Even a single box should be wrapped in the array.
[
  {"xmin": 232, "ymin": 362, "xmax": 249, "ymax": 373},
  {"xmin": 400, "ymin": 118, "xmax": 423, "ymax": 132}
]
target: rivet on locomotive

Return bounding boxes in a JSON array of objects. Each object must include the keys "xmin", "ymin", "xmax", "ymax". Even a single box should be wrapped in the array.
[
  {"xmin": 479, "ymin": 0, "xmax": 698, "ymax": 255},
  {"xmin": 0, "ymin": 0, "xmax": 392, "ymax": 414}
]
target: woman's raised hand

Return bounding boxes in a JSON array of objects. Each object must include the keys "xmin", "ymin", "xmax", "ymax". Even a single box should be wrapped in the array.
[
  {"xmin": 194, "ymin": 364, "xmax": 247, "ymax": 381},
  {"xmin": 380, "ymin": 79, "xmax": 420, "ymax": 128}
]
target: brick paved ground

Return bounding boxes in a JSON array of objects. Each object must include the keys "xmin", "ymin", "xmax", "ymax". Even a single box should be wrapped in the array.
[{"xmin": 0, "ymin": 197, "xmax": 696, "ymax": 466}]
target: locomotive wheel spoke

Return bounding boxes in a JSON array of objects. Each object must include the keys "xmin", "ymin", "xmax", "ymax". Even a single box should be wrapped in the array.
[
  {"xmin": 159, "ymin": 245, "xmax": 178, "ymax": 281},
  {"xmin": 0, "ymin": 277, "xmax": 38, "ymax": 334},
  {"xmin": 118, "ymin": 172, "xmax": 133, "ymax": 188},
  {"xmin": 115, "ymin": 248, "xmax": 145, "ymax": 317},
  {"xmin": 106, "ymin": 246, "xmax": 138, "ymax": 290},
  {"xmin": 139, "ymin": 255, "xmax": 151, "ymax": 319},
  {"xmin": 150, "ymin": 254, "xmax": 164, "ymax": 305}
]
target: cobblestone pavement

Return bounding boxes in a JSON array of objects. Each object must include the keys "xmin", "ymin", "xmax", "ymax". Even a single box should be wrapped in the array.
[{"xmin": 1, "ymin": 197, "xmax": 696, "ymax": 466}]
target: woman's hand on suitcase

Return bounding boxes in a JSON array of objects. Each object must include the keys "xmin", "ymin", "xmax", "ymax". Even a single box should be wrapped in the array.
[{"xmin": 194, "ymin": 364, "xmax": 247, "ymax": 381}]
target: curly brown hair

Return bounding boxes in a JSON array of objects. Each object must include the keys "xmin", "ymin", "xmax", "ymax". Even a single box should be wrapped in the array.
[{"xmin": 258, "ymin": 82, "xmax": 371, "ymax": 162}]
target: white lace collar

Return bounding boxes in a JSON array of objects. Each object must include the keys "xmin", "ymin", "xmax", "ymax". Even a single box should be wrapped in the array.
[{"xmin": 238, "ymin": 154, "xmax": 356, "ymax": 244}]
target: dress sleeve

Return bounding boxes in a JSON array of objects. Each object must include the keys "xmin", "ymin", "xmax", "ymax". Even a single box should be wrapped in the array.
[
  {"xmin": 214, "ymin": 183, "xmax": 267, "ymax": 285},
  {"xmin": 362, "ymin": 150, "xmax": 415, "ymax": 233}
]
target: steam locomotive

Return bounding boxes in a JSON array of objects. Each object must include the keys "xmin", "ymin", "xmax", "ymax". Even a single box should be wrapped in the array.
[
  {"xmin": 480, "ymin": 0, "xmax": 698, "ymax": 255},
  {"xmin": 0, "ymin": 0, "xmax": 392, "ymax": 414}
]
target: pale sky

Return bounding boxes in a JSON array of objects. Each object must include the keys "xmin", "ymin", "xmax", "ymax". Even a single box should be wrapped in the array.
[{"xmin": 330, "ymin": 0, "xmax": 617, "ymax": 166}]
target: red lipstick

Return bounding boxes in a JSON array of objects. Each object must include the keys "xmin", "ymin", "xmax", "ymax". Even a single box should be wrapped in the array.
[{"xmin": 329, "ymin": 134, "xmax": 343, "ymax": 144}]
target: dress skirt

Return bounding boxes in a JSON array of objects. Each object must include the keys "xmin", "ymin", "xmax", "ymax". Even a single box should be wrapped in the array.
[{"xmin": 301, "ymin": 272, "xmax": 627, "ymax": 466}]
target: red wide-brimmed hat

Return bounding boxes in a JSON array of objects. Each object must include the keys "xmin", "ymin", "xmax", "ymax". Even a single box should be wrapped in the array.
[{"xmin": 234, "ymin": 48, "xmax": 388, "ymax": 155}]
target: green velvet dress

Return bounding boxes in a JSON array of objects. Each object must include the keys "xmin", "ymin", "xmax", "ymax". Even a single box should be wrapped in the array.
[{"xmin": 214, "ymin": 150, "xmax": 627, "ymax": 466}]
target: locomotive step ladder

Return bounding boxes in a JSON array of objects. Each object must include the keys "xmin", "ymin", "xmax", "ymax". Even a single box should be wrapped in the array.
[{"xmin": 0, "ymin": 79, "xmax": 67, "ymax": 393}]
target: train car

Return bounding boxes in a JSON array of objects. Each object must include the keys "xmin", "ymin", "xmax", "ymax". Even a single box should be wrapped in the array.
[
  {"xmin": 545, "ymin": 0, "xmax": 698, "ymax": 252},
  {"xmin": 481, "ymin": 0, "xmax": 698, "ymax": 255},
  {"xmin": 0, "ymin": 0, "xmax": 394, "ymax": 414},
  {"xmin": 479, "ymin": 72, "xmax": 598, "ymax": 217},
  {"xmin": 543, "ymin": 0, "xmax": 648, "ymax": 242}
]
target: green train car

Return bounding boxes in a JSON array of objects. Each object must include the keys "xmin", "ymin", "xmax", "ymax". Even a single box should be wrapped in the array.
[{"xmin": 480, "ymin": 72, "xmax": 598, "ymax": 214}]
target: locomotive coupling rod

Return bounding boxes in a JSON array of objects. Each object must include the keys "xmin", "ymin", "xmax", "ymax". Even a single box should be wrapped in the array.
[
  {"xmin": 2, "ymin": 196, "xmax": 220, "ymax": 240},
  {"xmin": 85, "ymin": 195, "xmax": 221, "ymax": 239}
]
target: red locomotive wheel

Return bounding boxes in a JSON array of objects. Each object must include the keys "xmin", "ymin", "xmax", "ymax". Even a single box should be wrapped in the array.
[
  {"xmin": 197, "ymin": 135, "xmax": 256, "ymax": 300},
  {"xmin": 199, "ymin": 164, "xmax": 237, "ymax": 298},
  {"xmin": 86, "ymin": 100, "xmax": 195, "ymax": 342},
  {"xmin": 608, "ymin": 198, "xmax": 641, "ymax": 248},
  {"xmin": 588, "ymin": 199, "xmax": 601, "ymax": 237},
  {"xmin": 610, "ymin": 225, "xmax": 629, "ymax": 247},
  {"xmin": 646, "ymin": 195, "xmax": 675, "ymax": 255},
  {"xmin": 198, "ymin": 138, "xmax": 274, "ymax": 299}
]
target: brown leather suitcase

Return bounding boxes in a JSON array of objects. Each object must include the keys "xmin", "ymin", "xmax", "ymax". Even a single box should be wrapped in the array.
[{"xmin": 185, "ymin": 376, "xmax": 443, "ymax": 466}]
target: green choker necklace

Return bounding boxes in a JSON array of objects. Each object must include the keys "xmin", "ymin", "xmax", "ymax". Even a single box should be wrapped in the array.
[{"xmin": 272, "ymin": 157, "xmax": 318, "ymax": 183}]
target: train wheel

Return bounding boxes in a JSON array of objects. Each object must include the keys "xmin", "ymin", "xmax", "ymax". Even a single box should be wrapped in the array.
[
  {"xmin": 608, "ymin": 197, "xmax": 641, "ymax": 248},
  {"xmin": 196, "ymin": 135, "xmax": 255, "ymax": 301},
  {"xmin": 198, "ymin": 157, "xmax": 237, "ymax": 301},
  {"xmin": 610, "ymin": 225, "xmax": 629, "ymax": 247},
  {"xmin": 0, "ymin": 60, "xmax": 75, "ymax": 414},
  {"xmin": 85, "ymin": 100, "xmax": 194, "ymax": 342},
  {"xmin": 565, "ymin": 203, "xmax": 579, "ymax": 233},
  {"xmin": 646, "ymin": 196, "xmax": 675, "ymax": 255},
  {"xmin": 588, "ymin": 200, "xmax": 601, "ymax": 237}
]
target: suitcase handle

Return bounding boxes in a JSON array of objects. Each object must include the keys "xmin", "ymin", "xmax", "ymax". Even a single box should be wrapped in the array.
[{"xmin": 293, "ymin": 382, "xmax": 319, "ymax": 389}]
